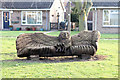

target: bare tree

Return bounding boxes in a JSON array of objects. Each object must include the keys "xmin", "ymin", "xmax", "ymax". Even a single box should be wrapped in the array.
[{"xmin": 73, "ymin": 0, "xmax": 92, "ymax": 31}]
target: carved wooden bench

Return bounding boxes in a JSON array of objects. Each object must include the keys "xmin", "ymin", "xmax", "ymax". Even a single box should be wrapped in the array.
[{"xmin": 16, "ymin": 31, "xmax": 100, "ymax": 59}]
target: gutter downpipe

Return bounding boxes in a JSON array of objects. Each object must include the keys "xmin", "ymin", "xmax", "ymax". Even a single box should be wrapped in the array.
[
  {"xmin": 95, "ymin": 7, "xmax": 97, "ymax": 30},
  {"xmin": 46, "ymin": 10, "xmax": 48, "ymax": 31}
]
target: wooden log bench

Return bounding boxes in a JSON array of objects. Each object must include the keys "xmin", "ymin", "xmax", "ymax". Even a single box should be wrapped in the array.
[{"xmin": 16, "ymin": 31, "xmax": 100, "ymax": 60}]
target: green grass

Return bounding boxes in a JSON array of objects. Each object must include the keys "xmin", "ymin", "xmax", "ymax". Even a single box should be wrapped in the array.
[
  {"xmin": 101, "ymin": 34, "xmax": 119, "ymax": 39},
  {"xmin": 48, "ymin": 31, "xmax": 119, "ymax": 39},
  {"xmin": 0, "ymin": 31, "xmax": 118, "ymax": 78},
  {"xmin": 0, "ymin": 31, "xmax": 119, "ymax": 39},
  {"xmin": 0, "ymin": 31, "xmax": 45, "ymax": 37}
]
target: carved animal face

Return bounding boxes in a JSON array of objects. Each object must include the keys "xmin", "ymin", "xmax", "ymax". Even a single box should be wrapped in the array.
[
  {"xmin": 59, "ymin": 31, "xmax": 70, "ymax": 39},
  {"xmin": 59, "ymin": 31, "xmax": 71, "ymax": 48}
]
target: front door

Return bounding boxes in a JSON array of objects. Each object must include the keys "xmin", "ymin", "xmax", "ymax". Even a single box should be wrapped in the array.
[{"xmin": 3, "ymin": 12, "xmax": 9, "ymax": 29}]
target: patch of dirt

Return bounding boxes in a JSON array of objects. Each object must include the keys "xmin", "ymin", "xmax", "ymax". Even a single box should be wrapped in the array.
[
  {"xmin": 89, "ymin": 55, "xmax": 107, "ymax": 61},
  {"xmin": 2, "ymin": 55, "xmax": 107, "ymax": 63}
]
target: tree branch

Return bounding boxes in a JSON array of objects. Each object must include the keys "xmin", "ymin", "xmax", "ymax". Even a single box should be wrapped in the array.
[{"xmin": 86, "ymin": 0, "xmax": 93, "ymax": 16}]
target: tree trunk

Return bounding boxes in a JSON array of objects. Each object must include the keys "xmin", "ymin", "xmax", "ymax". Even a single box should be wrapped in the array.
[
  {"xmin": 79, "ymin": 11, "xmax": 88, "ymax": 31},
  {"xmin": 84, "ymin": 14, "xmax": 88, "ymax": 30},
  {"xmin": 72, "ymin": 0, "xmax": 92, "ymax": 31},
  {"xmin": 67, "ymin": 1, "xmax": 71, "ymax": 33},
  {"xmin": 79, "ymin": 14, "xmax": 84, "ymax": 31}
]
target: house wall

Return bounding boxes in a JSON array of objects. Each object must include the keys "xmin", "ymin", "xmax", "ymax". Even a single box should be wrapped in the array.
[
  {"xmin": 10, "ymin": 10, "xmax": 50, "ymax": 31},
  {"xmin": 0, "ymin": 2, "xmax": 2, "ymax": 8},
  {"xmin": 0, "ymin": 11, "xmax": 2, "ymax": 30},
  {"xmin": 50, "ymin": 0, "xmax": 64, "ymax": 23},
  {"xmin": 93, "ymin": 8, "xmax": 119, "ymax": 34}
]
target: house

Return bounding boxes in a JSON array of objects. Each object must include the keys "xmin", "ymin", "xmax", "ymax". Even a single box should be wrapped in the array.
[
  {"xmin": 64, "ymin": 0, "xmax": 119, "ymax": 33},
  {"xmin": 0, "ymin": 0, "xmax": 65, "ymax": 31},
  {"xmin": 90, "ymin": 0, "xmax": 120, "ymax": 33}
]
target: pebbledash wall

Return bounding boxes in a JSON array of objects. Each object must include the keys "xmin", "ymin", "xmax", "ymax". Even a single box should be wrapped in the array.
[
  {"xmin": 94, "ymin": 9, "xmax": 119, "ymax": 34},
  {"xmin": 0, "ymin": 10, "xmax": 50, "ymax": 31}
]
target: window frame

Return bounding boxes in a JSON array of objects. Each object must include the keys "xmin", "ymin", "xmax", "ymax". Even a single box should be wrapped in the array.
[
  {"xmin": 21, "ymin": 11, "xmax": 42, "ymax": 25},
  {"xmin": 103, "ymin": 9, "xmax": 119, "ymax": 27}
]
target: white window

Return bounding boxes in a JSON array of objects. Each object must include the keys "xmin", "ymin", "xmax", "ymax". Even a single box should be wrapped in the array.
[
  {"xmin": 103, "ymin": 10, "xmax": 119, "ymax": 27},
  {"xmin": 21, "ymin": 11, "xmax": 42, "ymax": 25}
]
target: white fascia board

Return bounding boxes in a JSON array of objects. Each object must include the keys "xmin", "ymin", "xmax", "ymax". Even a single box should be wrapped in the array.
[
  {"xmin": 0, "ymin": 9, "xmax": 51, "ymax": 11},
  {"xmin": 60, "ymin": 0, "xmax": 66, "ymax": 12},
  {"xmin": 50, "ymin": 0, "xmax": 55, "ymax": 10},
  {"xmin": 92, "ymin": 7, "xmax": 120, "ymax": 9}
]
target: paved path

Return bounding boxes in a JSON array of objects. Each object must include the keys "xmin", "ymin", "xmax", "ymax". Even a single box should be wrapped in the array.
[{"xmin": 43, "ymin": 31, "xmax": 57, "ymax": 34}]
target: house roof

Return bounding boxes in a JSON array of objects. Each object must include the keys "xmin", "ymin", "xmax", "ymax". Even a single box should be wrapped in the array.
[
  {"xmin": 63, "ymin": 0, "xmax": 119, "ymax": 8},
  {"xmin": 93, "ymin": 2, "xmax": 119, "ymax": 7},
  {"xmin": 1, "ymin": 1, "xmax": 54, "ymax": 9}
]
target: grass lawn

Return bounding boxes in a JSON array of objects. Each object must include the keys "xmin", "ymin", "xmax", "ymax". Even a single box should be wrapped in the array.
[
  {"xmin": 0, "ymin": 31, "xmax": 45, "ymax": 37},
  {"xmin": 0, "ymin": 31, "xmax": 119, "ymax": 78},
  {"xmin": 47, "ymin": 31, "xmax": 119, "ymax": 39},
  {"xmin": 0, "ymin": 31, "xmax": 119, "ymax": 39}
]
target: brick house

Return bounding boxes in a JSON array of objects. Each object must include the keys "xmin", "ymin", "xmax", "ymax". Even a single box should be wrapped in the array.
[
  {"xmin": 0, "ymin": 0, "xmax": 65, "ymax": 31},
  {"xmin": 91, "ymin": 0, "xmax": 120, "ymax": 33},
  {"xmin": 64, "ymin": 0, "xmax": 119, "ymax": 33}
]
